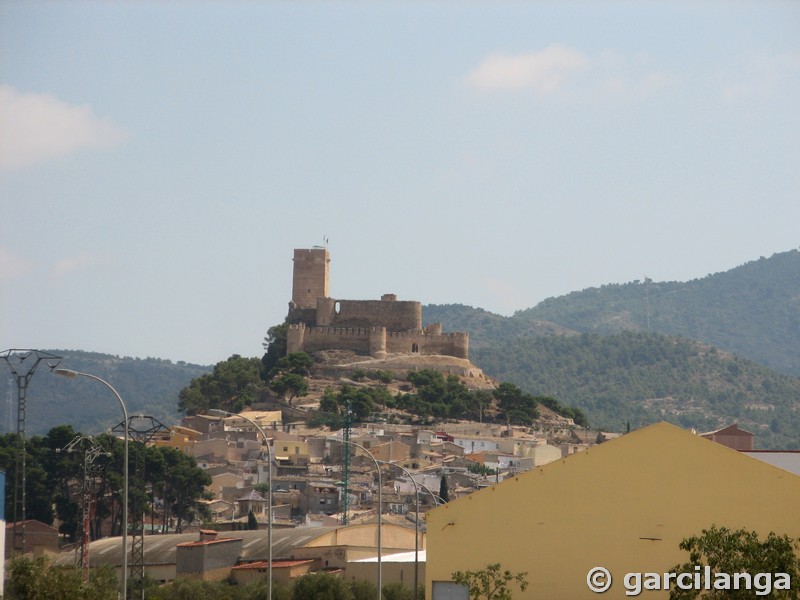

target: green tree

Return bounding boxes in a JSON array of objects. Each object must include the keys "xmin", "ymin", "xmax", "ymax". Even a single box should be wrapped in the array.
[
  {"xmin": 451, "ymin": 563, "xmax": 529, "ymax": 600},
  {"xmin": 262, "ymin": 322, "xmax": 290, "ymax": 376},
  {"xmin": 292, "ymin": 572, "xmax": 353, "ymax": 600},
  {"xmin": 6, "ymin": 555, "xmax": 117, "ymax": 600},
  {"xmin": 669, "ymin": 525, "xmax": 800, "ymax": 599},
  {"xmin": 319, "ymin": 384, "xmax": 391, "ymax": 421},
  {"xmin": 247, "ymin": 509, "xmax": 258, "ymax": 530},
  {"xmin": 493, "ymin": 383, "xmax": 539, "ymax": 425},
  {"xmin": 381, "ymin": 582, "xmax": 423, "ymax": 600},
  {"xmin": 146, "ymin": 577, "xmax": 247, "ymax": 600},
  {"xmin": 269, "ymin": 372, "xmax": 309, "ymax": 405},
  {"xmin": 439, "ymin": 475, "xmax": 450, "ymax": 503},
  {"xmin": 149, "ymin": 446, "xmax": 212, "ymax": 533},
  {"xmin": 43, "ymin": 425, "xmax": 93, "ymax": 542},
  {"xmin": 178, "ymin": 355, "xmax": 264, "ymax": 415},
  {"xmin": 0, "ymin": 432, "xmax": 56, "ymax": 524},
  {"xmin": 92, "ymin": 432, "xmax": 127, "ymax": 538},
  {"xmin": 270, "ymin": 352, "xmax": 314, "ymax": 377},
  {"xmin": 348, "ymin": 579, "xmax": 377, "ymax": 600},
  {"xmin": 268, "ymin": 352, "xmax": 313, "ymax": 405},
  {"xmin": 400, "ymin": 369, "xmax": 476, "ymax": 419}
]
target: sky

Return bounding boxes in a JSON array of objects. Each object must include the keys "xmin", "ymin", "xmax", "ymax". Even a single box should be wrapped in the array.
[{"xmin": 1, "ymin": 1, "xmax": 799, "ymax": 367}]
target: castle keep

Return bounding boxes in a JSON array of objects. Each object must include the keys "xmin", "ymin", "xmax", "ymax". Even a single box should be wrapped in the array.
[{"xmin": 286, "ymin": 248, "xmax": 468, "ymax": 360}]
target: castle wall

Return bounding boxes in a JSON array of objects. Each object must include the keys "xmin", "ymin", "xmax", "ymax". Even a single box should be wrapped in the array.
[
  {"xmin": 287, "ymin": 306, "xmax": 316, "ymax": 326},
  {"xmin": 316, "ymin": 297, "xmax": 336, "ymax": 326},
  {"xmin": 290, "ymin": 325, "xmax": 371, "ymax": 355},
  {"xmin": 369, "ymin": 327, "xmax": 387, "ymax": 359},
  {"xmin": 287, "ymin": 324, "xmax": 468, "ymax": 359},
  {"xmin": 385, "ymin": 331, "xmax": 469, "ymax": 359},
  {"xmin": 286, "ymin": 323, "xmax": 305, "ymax": 354},
  {"xmin": 331, "ymin": 299, "xmax": 422, "ymax": 331},
  {"xmin": 285, "ymin": 248, "xmax": 468, "ymax": 360}
]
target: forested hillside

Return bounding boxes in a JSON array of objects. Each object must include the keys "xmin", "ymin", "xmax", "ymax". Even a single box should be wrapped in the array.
[
  {"xmin": 1, "ymin": 350, "xmax": 210, "ymax": 436},
  {"xmin": 473, "ymin": 331, "xmax": 800, "ymax": 449},
  {"xmin": 424, "ymin": 249, "xmax": 800, "ymax": 449},
  {"xmin": 516, "ymin": 249, "xmax": 800, "ymax": 376}
]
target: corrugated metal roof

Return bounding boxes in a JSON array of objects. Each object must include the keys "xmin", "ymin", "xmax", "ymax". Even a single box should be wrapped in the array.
[
  {"xmin": 53, "ymin": 523, "xmax": 417, "ymax": 569},
  {"xmin": 176, "ymin": 537, "xmax": 242, "ymax": 547}
]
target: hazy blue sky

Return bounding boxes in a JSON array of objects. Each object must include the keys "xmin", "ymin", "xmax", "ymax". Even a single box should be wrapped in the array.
[{"xmin": 1, "ymin": 1, "xmax": 799, "ymax": 366}]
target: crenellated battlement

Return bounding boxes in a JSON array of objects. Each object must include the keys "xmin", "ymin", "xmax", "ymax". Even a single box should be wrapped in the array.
[{"xmin": 285, "ymin": 249, "xmax": 469, "ymax": 360}]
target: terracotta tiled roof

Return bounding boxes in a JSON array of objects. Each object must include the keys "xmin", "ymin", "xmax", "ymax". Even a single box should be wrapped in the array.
[{"xmin": 232, "ymin": 559, "xmax": 314, "ymax": 570}]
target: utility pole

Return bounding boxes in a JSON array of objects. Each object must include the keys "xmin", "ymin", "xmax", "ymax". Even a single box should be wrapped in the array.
[
  {"xmin": 113, "ymin": 415, "xmax": 168, "ymax": 600},
  {"xmin": 340, "ymin": 397, "xmax": 352, "ymax": 525},
  {"xmin": 0, "ymin": 350, "xmax": 62, "ymax": 554},
  {"xmin": 57, "ymin": 434, "xmax": 110, "ymax": 581}
]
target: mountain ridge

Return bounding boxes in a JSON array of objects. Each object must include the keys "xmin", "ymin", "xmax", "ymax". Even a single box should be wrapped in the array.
[{"xmin": 4, "ymin": 248, "xmax": 798, "ymax": 447}]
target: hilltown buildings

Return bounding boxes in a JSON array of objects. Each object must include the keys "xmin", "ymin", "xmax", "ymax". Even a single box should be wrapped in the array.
[{"xmin": 34, "ymin": 418, "xmax": 798, "ymax": 596}]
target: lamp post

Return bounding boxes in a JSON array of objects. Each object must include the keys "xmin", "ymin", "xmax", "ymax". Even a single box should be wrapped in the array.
[
  {"xmin": 54, "ymin": 368, "xmax": 128, "ymax": 600},
  {"xmin": 209, "ymin": 409, "xmax": 272, "ymax": 600},
  {"xmin": 377, "ymin": 461, "xmax": 421, "ymax": 600},
  {"xmin": 334, "ymin": 439, "xmax": 382, "ymax": 600}
]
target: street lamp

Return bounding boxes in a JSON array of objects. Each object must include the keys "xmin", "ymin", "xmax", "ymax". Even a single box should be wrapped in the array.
[
  {"xmin": 209, "ymin": 409, "xmax": 273, "ymax": 600},
  {"xmin": 377, "ymin": 461, "xmax": 421, "ymax": 600},
  {"xmin": 333, "ymin": 439, "xmax": 382, "ymax": 600},
  {"xmin": 54, "ymin": 368, "xmax": 128, "ymax": 600}
]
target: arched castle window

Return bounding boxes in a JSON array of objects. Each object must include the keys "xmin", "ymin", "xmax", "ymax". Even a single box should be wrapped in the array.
[
  {"xmin": 335, "ymin": 301, "xmax": 341, "ymax": 314},
  {"xmin": 411, "ymin": 343, "xmax": 419, "ymax": 353}
]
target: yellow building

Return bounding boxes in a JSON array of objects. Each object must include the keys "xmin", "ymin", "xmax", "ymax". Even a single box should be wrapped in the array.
[
  {"xmin": 150, "ymin": 425, "xmax": 202, "ymax": 455},
  {"xmin": 225, "ymin": 410, "xmax": 283, "ymax": 432},
  {"xmin": 426, "ymin": 422, "xmax": 800, "ymax": 599},
  {"xmin": 274, "ymin": 438, "xmax": 310, "ymax": 463}
]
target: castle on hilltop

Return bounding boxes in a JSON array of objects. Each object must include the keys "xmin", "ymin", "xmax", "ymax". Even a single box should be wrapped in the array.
[{"xmin": 285, "ymin": 248, "xmax": 469, "ymax": 360}]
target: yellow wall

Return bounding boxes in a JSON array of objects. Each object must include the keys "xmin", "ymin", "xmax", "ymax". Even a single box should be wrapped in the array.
[
  {"xmin": 151, "ymin": 430, "xmax": 195, "ymax": 454},
  {"xmin": 303, "ymin": 523, "xmax": 421, "ymax": 553},
  {"xmin": 275, "ymin": 439, "xmax": 309, "ymax": 459},
  {"xmin": 426, "ymin": 422, "xmax": 800, "ymax": 599},
  {"xmin": 346, "ymin": 557, "xmax": 425, "ymax": 588}
]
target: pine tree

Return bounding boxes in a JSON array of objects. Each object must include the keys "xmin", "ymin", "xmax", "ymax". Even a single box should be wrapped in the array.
[{"xmin": 439, "ymin": 474, "xmax": 450, "ymax": 503}]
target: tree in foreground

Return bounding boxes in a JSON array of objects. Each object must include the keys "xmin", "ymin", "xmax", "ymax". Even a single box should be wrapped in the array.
[
  {"xmin": 6, "ymin": 555, "xmax": 117, "ymax": 600},
  {"xmin": 381, "ymin": 582, "xmax": 423, "ymax": 600},
  {"xmin": 669, "ymin": 525, "xmax": 800, "ymax": 599},
  {"xmin": 291, "ymin": 572, "xmax": 353, "ymax": 600},
  {"xmin": 451, "ymin": 563, "xmax": 528, "ymax": 600}
]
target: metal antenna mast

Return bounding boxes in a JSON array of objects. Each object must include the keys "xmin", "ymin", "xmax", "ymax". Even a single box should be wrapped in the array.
[
  {"xmin": 57, "ymin": 434, "xmax": 110, "ymax": 581},
  {"xmin": 340, "ymin": 397, "xmax": 352, "ymax": 525},
  {"xmin": 114, "ymin": 415, "xmax": 168, "ymax": 600},
  {"xmin": 0, "ymin": 349, "xmax": 62, "ymax": 554}
]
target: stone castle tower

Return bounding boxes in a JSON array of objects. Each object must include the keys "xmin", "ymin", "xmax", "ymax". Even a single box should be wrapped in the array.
[
  {"xmin": 285, "ymin": 248, "xmax": 468, "ymax": 360},
  {"xmin": 291, "ymin": 248, "xmax": 329, "ymax": 310}
]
